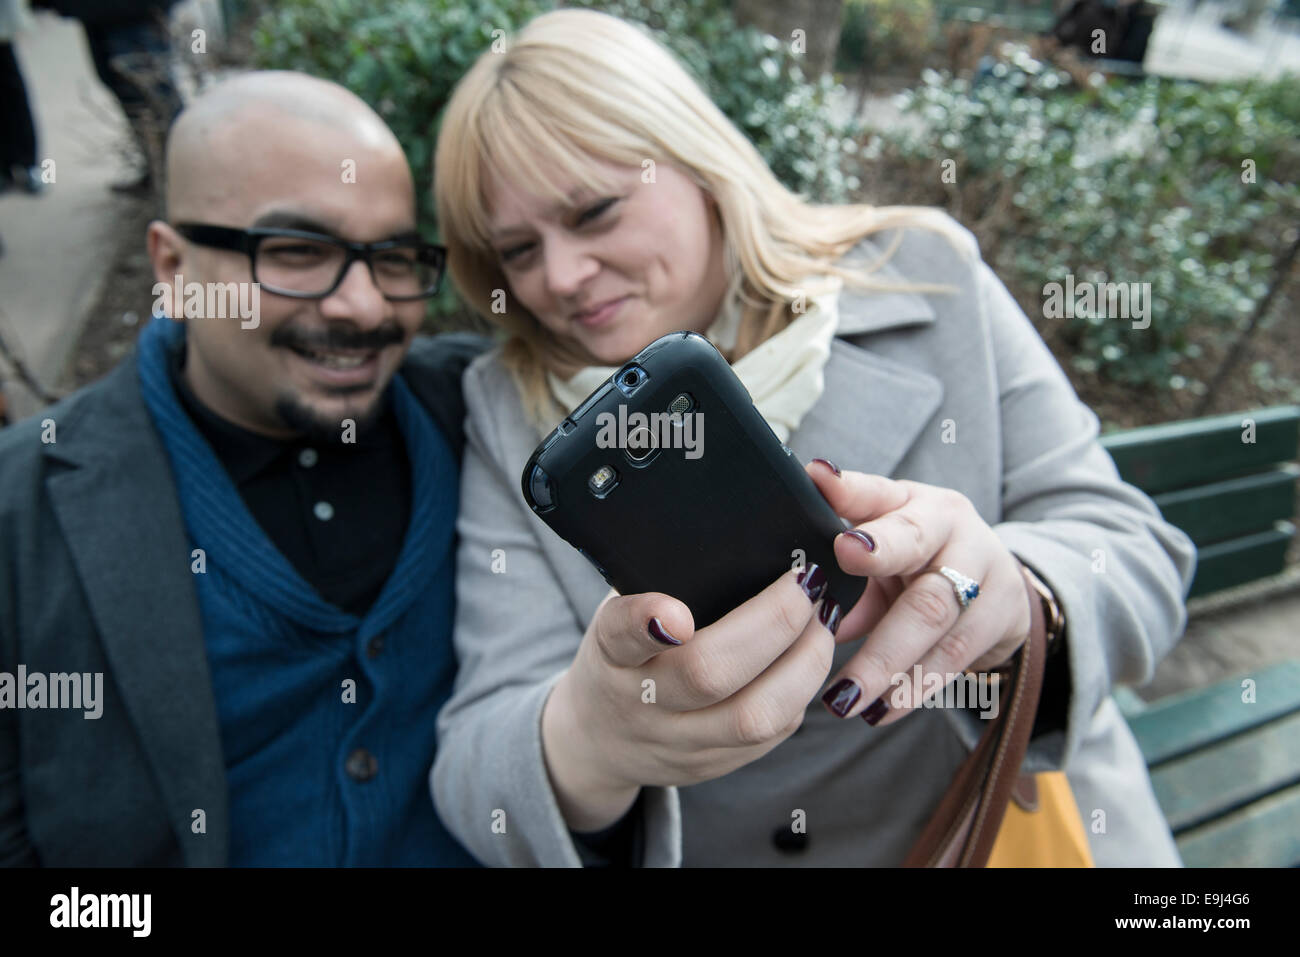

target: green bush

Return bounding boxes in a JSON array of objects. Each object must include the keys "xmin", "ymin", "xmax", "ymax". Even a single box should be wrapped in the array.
[
  {"xmin": 864, "ymin": 53, "xmax": 1300, "ymax": 394},
  {"xmin": 251, "ymin": 0, "xmax": 864, "ymax": 324}
]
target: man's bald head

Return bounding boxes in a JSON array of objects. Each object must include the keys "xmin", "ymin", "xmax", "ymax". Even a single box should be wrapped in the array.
[
  {"xmin": 164, "ymin": 71, "xmax": 411, "ymax": 222},
  {"xmin": 147, "ymin": 69, "xmax": 430, "ymax": 443}
]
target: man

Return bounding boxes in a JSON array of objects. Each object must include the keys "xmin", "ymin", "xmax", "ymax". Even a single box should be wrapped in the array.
[{"xmin": 0, "ymin": 71, "xmax": 491, "ymax": 865}]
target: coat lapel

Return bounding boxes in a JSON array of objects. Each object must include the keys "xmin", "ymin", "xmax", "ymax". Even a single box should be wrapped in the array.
[
  {"xmin": 43, "ymin": 360, "xmax": 229, "ymax": 866},
  {"xmin": 786, "ymin": 338, "xmax": 944, "ymax": 479},
  {"xmin": 786, "ymin": 241, "xmax": 945, "ymax": 478}
]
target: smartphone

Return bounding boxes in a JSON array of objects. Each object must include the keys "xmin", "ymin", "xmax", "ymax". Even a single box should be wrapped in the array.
[{"xmin": 520, "ymin": 331, "xmax": 867, "ymax": 628}]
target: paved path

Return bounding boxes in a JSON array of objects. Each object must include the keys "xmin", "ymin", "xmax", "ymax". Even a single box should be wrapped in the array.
[
  {"xmin": 0, "ymin": 13, "xmax": 135, "ymax": 423},
  {"xmin": 1145, "ymin": 568, "xmax": 1300, "ymax": 700}
]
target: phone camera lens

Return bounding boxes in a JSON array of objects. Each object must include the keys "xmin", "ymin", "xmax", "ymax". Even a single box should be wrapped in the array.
[{"xmin": 622, "ymin": 370, "xmax": 639, "ymax": 387}]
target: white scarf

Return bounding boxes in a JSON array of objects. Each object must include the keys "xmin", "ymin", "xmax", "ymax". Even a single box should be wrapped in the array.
[{"xmin": 544, "ymin": 279, "xmax": 841, "ymax": 442}]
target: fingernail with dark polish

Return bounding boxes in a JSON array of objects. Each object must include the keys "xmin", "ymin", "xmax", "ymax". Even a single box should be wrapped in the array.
[
  {"xmin": 796, "ymin": 564, "xmax": 827, "ymax": 603},
  {"xmin": 818, "ymin": 597, "xmax": 843, "ymax": 636},
  {"xmin": 821, "ymin": 677, "xmax": 861, "ymax": 718},
  {"xmin": 861, "ymin": 697, "xmax": 889, "ymax": 726},
  {"xmin": 648, "ymin": 617, "xmax": 681, "ymax": 646},
  {"xmin": 842, "ymin": 529, "xmax": 877, "ymax": 553},
  {"xmin": 812, "ymin": 458, "xmax": 841, "ymax": 477}
]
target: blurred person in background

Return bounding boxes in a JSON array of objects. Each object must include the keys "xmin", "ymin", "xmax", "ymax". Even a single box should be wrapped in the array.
[
  {"xmin": 0, "ymin": 0, "xmax": 42, "ymax": 201},
  {"xmin": 32, "ymin": 0, "xmax": 182, "ymax": 194}
]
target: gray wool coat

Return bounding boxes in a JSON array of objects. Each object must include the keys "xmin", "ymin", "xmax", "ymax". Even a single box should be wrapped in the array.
[{"xmin": 431, "ymin": 217, "xmax": 1198, "ymax": 867}]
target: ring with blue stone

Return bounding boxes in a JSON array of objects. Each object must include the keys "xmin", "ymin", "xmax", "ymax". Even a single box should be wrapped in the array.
[{"xmin": 923, "ymin": 565, "xmax": 981, "ymax": 612}]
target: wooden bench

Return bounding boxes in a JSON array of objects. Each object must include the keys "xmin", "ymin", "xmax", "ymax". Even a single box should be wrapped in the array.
[
  {"xmin": 1099, "ymin": 406, "xmax": 1300, "ymax": 865},
  {"xmin": 1113, "ymin": 660, "xmax": 1300, "ymax": 867},
  {"xmin": 1099, "ymin": 405, "xmax": 1300, "ymax": 598}
]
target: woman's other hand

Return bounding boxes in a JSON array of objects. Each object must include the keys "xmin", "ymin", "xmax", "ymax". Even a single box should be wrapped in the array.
[{"xmin": 805, "ymin": 460, "xmax": 1034, "ymax": 728}]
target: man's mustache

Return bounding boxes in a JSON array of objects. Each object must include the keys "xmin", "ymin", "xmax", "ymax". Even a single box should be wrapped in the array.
[{"xmin": 270, "ymin": 321, "xmax": 407, "ymax": 352}]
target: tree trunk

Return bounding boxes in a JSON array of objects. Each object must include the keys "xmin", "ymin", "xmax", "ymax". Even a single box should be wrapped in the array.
[{"xmin": 1194, "ymin": 226, "xmax": 1300, "ymax": 418}]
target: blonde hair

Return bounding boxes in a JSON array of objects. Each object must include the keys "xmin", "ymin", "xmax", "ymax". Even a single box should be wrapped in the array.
[{"xmin": 435, "ymin": 8, "xmax": 969, "ymax": 427}]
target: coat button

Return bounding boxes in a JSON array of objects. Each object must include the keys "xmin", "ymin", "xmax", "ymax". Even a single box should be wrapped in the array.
[
  {"xmin": 366, "ymin": 634, "xmax": 385, "ymax": 659},
  {"xmin": 298, "ymin": 448, "xmax": 319, "ymax": 468},
  {"xmin": 772, "ymin": 826, "xmax": 809, "ymax": 853},
  {"xmin": 313, "ymin": 501, "xmax": 334, "ymax": 521},
  {"xmin": 345, "ymin": 748, "xmax": 378, "ymax": 782}
]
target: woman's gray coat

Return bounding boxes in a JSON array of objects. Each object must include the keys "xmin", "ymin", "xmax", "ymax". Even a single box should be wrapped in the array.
[{"xmin": 431, "ymin": 217, "xmax": 1197, "ymax": 867}]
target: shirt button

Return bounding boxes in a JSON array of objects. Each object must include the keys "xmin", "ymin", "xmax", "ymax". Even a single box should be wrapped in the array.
[
  {"xmin": 345, "ymin": 748, "xmax": 378, "ymax": 782},
  {"xmin": 313, "ymin": 501, "xmax": 334, "ymax": 521},
  {"xmin": 298, "ymin": 448, "xmax": 319, "ymax": 468},
  {"xmin": 366, "ymin": 634, "xmax": 385, "ymax": 659},
  {"xmin": 772, "ymin": 826, "xmax": 809, "ymax": 853}
]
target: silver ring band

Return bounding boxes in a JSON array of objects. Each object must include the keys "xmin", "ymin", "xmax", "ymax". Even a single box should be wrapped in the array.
[{"xmin": 922, "ymin": 565, "xmax": 981, "ymax": 612}]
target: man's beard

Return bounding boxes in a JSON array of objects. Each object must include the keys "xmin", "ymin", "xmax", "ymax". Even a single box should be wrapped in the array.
[
  {"xmin": 273, "ymin": 389, "xmax": 387, "ymax": 445},
  {"xmin": 268, "ymin": 318, "xmax": 406, "ymax": 444}
]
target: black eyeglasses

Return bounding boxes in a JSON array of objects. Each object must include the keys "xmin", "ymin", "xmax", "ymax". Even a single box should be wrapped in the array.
[{"xmin": 173, "ymin": 223, "xmax": 447, "ymax": 301}]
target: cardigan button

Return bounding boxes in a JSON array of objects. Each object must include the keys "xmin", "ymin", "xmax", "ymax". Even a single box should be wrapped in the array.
[
  {"xmin": 298, "ymin": 448, "xmax": 319, "ymax": 468},
  {"xmin": 771, "ymin": 826, "xmax": 809, "ymax": 853},
  {"xmin": 345, "ymin": 748, "xmax": 378, "ymax": 782},
  {"xmin": 366, "ymin": 634, "xmax": 385, "ymax": 659}
]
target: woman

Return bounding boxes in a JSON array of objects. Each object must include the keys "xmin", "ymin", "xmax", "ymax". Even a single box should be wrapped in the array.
[{"xmin": 430, "ymin": 8, "xmax": 1196, "ymax": 866}]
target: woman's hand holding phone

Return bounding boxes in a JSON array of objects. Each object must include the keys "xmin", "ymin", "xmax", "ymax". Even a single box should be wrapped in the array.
[
  {"xmin": 539, "ymin": 461, "xmax": 1036, "ymax": 832},
  {"xmin": 805, "ymin": 460, "xmax": 1035, "ymax": 726},
  {"xmin": 540, "ymin": 567, "xmax": 838, "ymax": 832}
]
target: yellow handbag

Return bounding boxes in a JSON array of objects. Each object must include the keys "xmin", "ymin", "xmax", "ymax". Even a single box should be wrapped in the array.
[
  {"xmin": 903, "ymin": 563, "xmax": 1095, "ymax": 868},
  {"xmin": 903, "ymin": 628, "xmax": 1052, "ymax": 867},
  {"xmin": 987, "ymin": 771, "xmax": 1095, "ymax": 867}
]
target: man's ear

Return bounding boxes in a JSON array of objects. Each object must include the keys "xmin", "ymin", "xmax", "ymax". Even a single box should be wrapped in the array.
[{"xmin": 147, "ymin": 220, "xmax": 186, "ymax": 323}]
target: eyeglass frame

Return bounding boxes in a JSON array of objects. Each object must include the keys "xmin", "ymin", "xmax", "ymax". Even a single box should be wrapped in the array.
[{"xmin": 171, "ymin": 222, "xmax": 448, "ymax": 301}]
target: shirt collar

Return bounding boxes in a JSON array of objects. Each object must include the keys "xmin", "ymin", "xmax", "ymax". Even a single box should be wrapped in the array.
[
  {"xmin": 167, "ymin": 344, "xmax": 285, "ymax": 484},
  {"xmin": 164, "ymin": 335, "xmax": 398, "ymax": 485}
]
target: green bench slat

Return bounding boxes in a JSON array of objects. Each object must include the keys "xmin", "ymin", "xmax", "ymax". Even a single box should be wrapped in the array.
[
  {"xmin": 1153, "ymin": 464, "xmax": 1299, "ymax": 545},
  {"xmin": 1148, "ymin": 711, "xmax": 1300, "ymax": 831},
  {"xmin": 1188, "ymin": 522, "xmax": 1295, "ymax": 597},
  {"xmin": 1175, "ymin": 781, "xmax": 1300, "ymax": 868},
  {"xmin": 1100, "ymin": 405, "xmax": 1300, "ymax": 495},
  {"xmin": 1125, "ymin": 660, "xmax": 1300, "ymax": 766}
]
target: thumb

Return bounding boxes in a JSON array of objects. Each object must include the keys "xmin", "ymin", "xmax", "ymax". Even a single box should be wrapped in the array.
[{"xmin": 588, "ymin": 588, "xmax": 696, "ymax": 669}]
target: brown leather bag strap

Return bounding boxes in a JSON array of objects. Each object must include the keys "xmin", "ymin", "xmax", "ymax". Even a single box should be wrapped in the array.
[{"xmin": 902, "ymin": 604, "xmax": 1049, "ymax": 868}]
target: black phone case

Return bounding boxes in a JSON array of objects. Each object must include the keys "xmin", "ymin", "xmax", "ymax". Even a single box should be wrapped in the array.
[{"xmin": 521, "ymin": 331, "xmax": 867, "ymax": 628}]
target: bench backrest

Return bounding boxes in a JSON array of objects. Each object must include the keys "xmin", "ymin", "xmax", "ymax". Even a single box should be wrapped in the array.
[{"xmin": 1099, "ymin": 405, "xmax": 1300, "ymax": 597}]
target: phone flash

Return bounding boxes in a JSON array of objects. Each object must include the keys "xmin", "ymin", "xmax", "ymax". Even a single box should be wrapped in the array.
[{"xmin": 589, "ymin": 465, "xmax": 618, "ymax": 493}]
